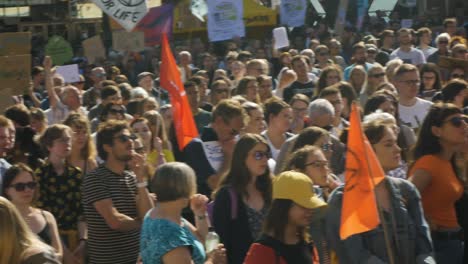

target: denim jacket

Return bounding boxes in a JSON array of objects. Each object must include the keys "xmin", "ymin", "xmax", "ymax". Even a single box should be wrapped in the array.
[{"xmin": 325, "ymin": 177, "xmax": 435, "ymax": 264}]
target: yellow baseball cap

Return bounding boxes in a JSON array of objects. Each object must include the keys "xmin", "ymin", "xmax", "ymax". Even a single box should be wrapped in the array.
[{"xmin": 273, "ymin": 171, "xmax": 327, "ymax": 209}]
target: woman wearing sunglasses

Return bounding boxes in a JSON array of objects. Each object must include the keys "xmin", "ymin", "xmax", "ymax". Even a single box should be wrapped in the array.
[
  {"xmin": 2, "ymin": 163, "xmax": 62, "ymax": 260},
  {"xmin": 212, "ymin": 134, "xmax": 273, "ymax": 264},
  {"xmin": 409, "ymin": 103, "xmax": 467, "ymax": 264}
]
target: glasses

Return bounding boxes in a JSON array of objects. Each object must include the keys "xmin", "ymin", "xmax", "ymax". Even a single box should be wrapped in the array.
[
  {"xmin": 254, "ymin": 151, "xmax": 271, "ymax": 160},
  {"xmin": 214, "ymin": 89, "xmax": 229, "ymax": 94},
  {"xmin": 451, "ymin": 74, "xmax": 465, "ymax": 79},
  {"xmin": 370, "ymin": 73, "xmax": 385, "ymax": 78},
  {"xmin": 114, "ymin": 134, "xmax": 138, "ymax": 143},
  {"xmin": 443, "ymin": 116, "xmax": 468, "ymax": 128},
  {"xmin": 399, "ymin": 80, "xmax": 420, "ymax": 86},
  {"xmin": 321, "ymin": 143, "xmax": 333, "ymax": 152},
  {"xmin": 438, "ymin": 40, "xmax": 449, "ymax": 44},
  {"xmin": 9, "ymin": 181, "xmax": 37, "ymax": 192},
  {"xmin": 109, "ymin": 109, "xmax": 125, "ymax": 115},
  {"xmin": 95, "ymin": 72, "xmax": 107, "ymax": 78},
  {"xmin": 305, "ymin": 160, "xmax": 329, "ymax": 169}
]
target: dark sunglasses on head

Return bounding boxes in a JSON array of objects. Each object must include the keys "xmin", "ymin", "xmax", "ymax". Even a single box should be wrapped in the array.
[
  {"xmin": 254, "ymin": 151, "xmax": 271, "ymax": 160},
  {"xmin": 444, "ymin": 116, "xmax": 468, "ymax": 128},
  {"xmin": 114, "ymin": 134, "xmax": 138, "ymax": 143},
  {"xmin": 109, "ymin": 108, "xmax": 125, "ymax": 115},
  {"xmin": 370, "ymin": 73, "xmax": 386, "ymax": 78},
  {"xmin": 9, "ymin": 181, "xmax": 37, "ymax": 192}
]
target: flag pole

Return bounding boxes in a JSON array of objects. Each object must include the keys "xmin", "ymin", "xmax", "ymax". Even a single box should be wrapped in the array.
[{"xmin": 355, "ymin": 102, "xmax": 397, "ymax": 264}]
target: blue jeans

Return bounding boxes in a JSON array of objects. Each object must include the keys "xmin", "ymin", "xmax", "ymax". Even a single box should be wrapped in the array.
[{"xmin": 433, "ymin": 238, "xmax": 464, "ymax": 264}]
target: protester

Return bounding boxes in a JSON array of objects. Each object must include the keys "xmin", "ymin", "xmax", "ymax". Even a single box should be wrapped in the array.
[
  {"xmin": 316, "ymin": 65, "xmax": 343, "ymax": 94},
  {"xmin": 0, "ymin": 196, "xmax": 61, "ymax": 263},
  {"xmin": 0, "ymin": 116, "xmax": 12, "ymax": 196},
  {"xmin": 360, "ymin": 65, "xmax": 387, "ymax": 105},
  {"xmin": 131, "ymin": 117, "xmax": 166, "ymax": 169},
  {"xmin": 409, "ymin": 103, "xmax": 466, "ymax": 264},
  {"xmin": 242, "ymin": 102, "xmax": 265, "ymax": 135},
  {"xmin": 390, "ymin": 28, "xmax": 426, "ymax": 66},
  {"xmin": 213, "ymin": 134, "xmax": 273, "ymax": 264},
  {"xmin": 262, "ymin": 97, "xmax": 294, "ymax": 160},
  {"xmin": 344, "ymin": 42, "xmax": 374, "ymax": 80},
  {"xmin": 419, "ymin": 63, "xmax": 443, "ymax": 101},
  {"xmin": 289, "ymin": 94, "xmax": 310, "ymax": 134}
]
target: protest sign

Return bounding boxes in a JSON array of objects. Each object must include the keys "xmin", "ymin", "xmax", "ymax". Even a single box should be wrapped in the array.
[
  {"xmin": 273, "ymin": 27, "xmax": 289, "ymax": 49},
  {"xmin": 56, "ymin": 64, "xmax": 81, "ymax": 83},
  {"xmin": 207, "ymin": 0, "xmax": 245, "ymax": 42},
  {"xmin": 401, "ymin": 19, "xmax": 413, "ymax": 29},
  {"xmin": 0, "ymin": 32, "xmax": 31, "ymax": 56},
  {"xmin": 82, "ymin": 36, "xmax": 106, "ymax": 64},
  {"xmin": 280, "ymin": 0, "xmax": 306, "ymax": 27},
  {"xmin": 0, "ymin": 54, "xmax": 31, "ymax": 92},
  {"xmin": 112, "ymin": 31, "xmax": 145, "ymax": 52},
  {"xmin": 45, "ymin": 36, "xmax": 73, "ymax": 65},
  {"xmin": 93, "ymin": 0, "xmax": 149, "ymax": 32}
]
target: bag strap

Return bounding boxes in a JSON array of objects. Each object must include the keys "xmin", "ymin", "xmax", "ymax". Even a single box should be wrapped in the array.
[{"xmin": 228, "ymin": 188, "xmax": 238, "ymax": 220}]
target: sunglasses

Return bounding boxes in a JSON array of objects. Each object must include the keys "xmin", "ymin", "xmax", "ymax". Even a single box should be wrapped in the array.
[
  {"xmin": 304, "ymin": 160, "xmax": 329, "ymax": 169},
  {"xmin": 114, "ymin": 134, "xmax": 138, "ymax": 143},
  {"xmin": 254, "ymin": 151, "xmax": 271, "ymax": 160},
  {"xmin": 95, "ymin": 73, "xmax": 107, "ymax": 78},
  {"xmin": 451, "ymin": 74, "xmax": 465, "ymax": 79},
  {"xmin": 370, "ymin": 73, "xmax": 386, "ymax": 78},
  {"xmin": 321, "ymin": 143, "xmax": 333, "ymax": 152},
  {"xmin": 109, "ymin": 109, "xmax": 125, "ymax": 115},
  {"xmin": 214, "ymin": 89, "xmax": 229, "ymax": 94},
  {"xmin": 9, "ymin": 181, "xmax": 37, "ymax": 192},
  {"xmin": 443, "ymin": 116, "xmax": 468, "ymax": 128},
  {"xmin": 438, "ymin": 40, "xmax": 449, "ymax": 44},
  {"xmin": 319, "ymin": 52, "xmax": 329, "ymax": 56}
]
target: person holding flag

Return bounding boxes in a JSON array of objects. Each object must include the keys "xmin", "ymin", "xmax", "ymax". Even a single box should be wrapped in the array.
[{"xmin": 325, "ymin": 104, "xmax": 435, "ymax": 264}]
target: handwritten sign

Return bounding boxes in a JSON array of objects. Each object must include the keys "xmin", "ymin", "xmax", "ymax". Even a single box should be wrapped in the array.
[
  {"xmin": 56, "ymin": 64, "xmax": 80, "ymax": 83},
  {"xmin": 112, "ymin": 31, "xmax": 145, "ymax": 52},
  {"xmin": 82, "ymin": 36, "xmax": 105, "ymax": 64},
  {"xmin": 92, "ymin": 0, "xmax": 149, "ymax": 32},
  {"xmin": 0, "ymin": 55, "xmax": 31, "ymax": 92},
  {"xmin": 0, "ymin": 32, "xmax": 31, "ymax": 56}
]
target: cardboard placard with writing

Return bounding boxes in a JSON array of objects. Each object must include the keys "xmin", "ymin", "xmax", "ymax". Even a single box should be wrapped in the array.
[
  {"xmin": 0, "ymin": 55, "xmax": 31, "ymax": 93},
  {"xmin": 112, "ymin": 31, "xmax": 145, "ymax": 52},
  {"xmin": 82, "ymin": 36, "xmax": 106, "ymax": 64},
  {"xmin": 0, "ymin": 32, "xmax": 31, "ymax": 56}
]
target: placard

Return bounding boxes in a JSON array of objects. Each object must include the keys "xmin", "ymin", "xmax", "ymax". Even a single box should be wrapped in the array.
[
  {"xmin": 0, "ymin": 32, "xmax": 31, "ymax": 56},
  {"xmin": 273, "ymin": 27, "xmax": 289, "ymax": 49},
  {"xmin": 0, "ymin": 55, "xmax": 31, "ymax": 93},
  {"xmin": 56, "ymin": 64, "xmax": 81, "ymax": 83},
  {"xmin": 92, "ymin": 0, "xmax": 149, "ymax": 32},
  {"xmin": 207, "ymin": 0, "xmax": 245, "ymax": 42},
  {"xmin": 280, "ymin": 0, "xmax": 306, "ymax": 27},
  {"xmin": 112, "ymin": 31, "xmax": 145, "ymax": 52},
  {"xmin": 82, "ymin": 35, "xmax": 106, "ymax": 64}
]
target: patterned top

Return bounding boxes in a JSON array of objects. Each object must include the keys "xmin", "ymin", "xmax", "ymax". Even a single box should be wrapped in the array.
[
  {"xmin": 35, "ymin": 161, "xmax": 83, "ymax": 231},
  {"xmin": 140, "ymin": 216, "xmax": 206, "ymax": 264},
  {"xmin": 245, "ymin": 204, "xmax": 268, "ymax": 241}
]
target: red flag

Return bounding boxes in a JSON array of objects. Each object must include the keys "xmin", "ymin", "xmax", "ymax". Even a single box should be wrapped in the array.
[
  {"xmin": 160, "ymin": 34, "xmax": 198, "ymax": 151},
  {"xmin": 340, "ymin": 103, "xmax": 385, "ymax": 239}
]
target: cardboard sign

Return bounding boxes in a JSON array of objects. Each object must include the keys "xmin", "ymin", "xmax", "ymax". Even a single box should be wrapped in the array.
[
  {"xmin": 56, "ymin": 64, "xmax": 81, "ymax": 83},
  {"xmin": 0, "ymin": 54, "xmax": 31, "ymax": 92},
  {"xmin": 92, "ymin": 0, "xmax": 149, "ymax": 32},
  {"xmin": 112, "ymin": 31, "xmax": 145, "ymax": 52},
  {"xmin": 82, "ymin": 36, "xmax": 106, "ymax": 64},
  {"xmin": 0, "ymin": 88, "xmax": 15, "ymax": 114},
  {"xmin": 0, "ymin": 32, "xmax": 31, "ymax": 56}
]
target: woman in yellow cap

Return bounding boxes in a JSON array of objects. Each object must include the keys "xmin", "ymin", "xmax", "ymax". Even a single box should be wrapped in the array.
[{"xmin": 244, "ymin": 171, "xmax": 324, "ymax": 264}]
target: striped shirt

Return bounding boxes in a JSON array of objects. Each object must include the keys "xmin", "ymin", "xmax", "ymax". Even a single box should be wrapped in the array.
[{"xmin": 82, "ymin": 165, "xmax": 140, "ymax": 264}]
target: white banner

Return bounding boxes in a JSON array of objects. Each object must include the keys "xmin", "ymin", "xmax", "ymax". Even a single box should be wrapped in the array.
[
  {"xmin": 207, "ymin": 0, "xmax": 245, "ymax": 42},
  {"xmin": 92, "ymin": 0, "xmax": 148, "ymax": 32},
  {"xmin": 280, "ymin": 0, "xmax": 307, "ymax": 28}
]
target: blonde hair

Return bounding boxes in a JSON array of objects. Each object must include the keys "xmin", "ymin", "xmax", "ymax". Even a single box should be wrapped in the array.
[{"xmin": 0, "ymin": 197, "xmax": 53, "ymax": 264}]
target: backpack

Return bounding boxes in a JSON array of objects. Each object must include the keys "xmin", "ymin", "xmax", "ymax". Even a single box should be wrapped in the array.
[{"xmin": 207, "ymin": 187, "xmax": 238, "ymax": 224}]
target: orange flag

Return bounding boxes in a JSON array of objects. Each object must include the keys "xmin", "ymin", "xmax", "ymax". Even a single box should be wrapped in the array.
[
  {"xmin": 340, "ymin": 103, "xmax": 385, "ymax": 239},
  {"xmin": 160, "ymin": 34, "xmax": 198, "ymax": 151}
]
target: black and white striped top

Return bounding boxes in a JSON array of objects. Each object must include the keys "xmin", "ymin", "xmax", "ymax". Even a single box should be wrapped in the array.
[{"xmin": 82, "ymin": 165, "xmax": 140, "ymax": 264}]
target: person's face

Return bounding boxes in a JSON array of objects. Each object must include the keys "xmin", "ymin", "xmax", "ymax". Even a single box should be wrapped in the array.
[
  {"xmin": 398, "ymin": 32, "xmax": 412, "ymax": 45},
  {"xmin": 353, "ymin": 48, "xmax": 367, "ymax": 64},
  {"xmin": 454, "ymin": 89, "xmax": 467, "ymax": 108},
  {"xmin": 433, "ymin": 114, "xmax": 468, "ymax": 146},
  {"xmin": 258, "ymin": 79, "xmax": 273, "ymax": 101},
  {"xmin": 292, "ymin": 59, "xmax": 309, "ymax": 77},
  {"xmin": 92, "ymin": 69, "xmax": 106, "ymax": 85},
  {"xmin": 310, "ymin": 113, "xmax": 334, "ymax": 129},
  {"xmin": 303, "ymin": 150, "xmax": 329, "ymax": 186},
  {"xmin": 245, "ymin": 81, "xmax": 258, "ymax": 102},
  {"xmin": 203, "ymin": 56, "xmax": 214, "ymax": 69},
  {"xmin": 450, "ymin": 68, "xmax": 466, "ymax": 81},
  {"xmin": 64, "ymin": 89, "xmax": 82, "ymax": 109},
  {"xmin": 323, "ymin": 93, "xmax": 343, "ymax": 118},
  {"xmin": 351, "ymin": 70, "xmax": 366, "ymax": 87},
  {"xmin": 139, "ymin": 76, "xmax": 154, "ymax": 89},
  {"xmin": 71, "ymin": 126, "xmax": 88, "ymax": 150},
  {"xmin": 48, "ymin": 131, "xmax": 72, "ymax": 158},
  {"xmin": 326, "ymin": 71, "xmax": 341, "ymax": 86},
  {"xmin": 288, "ymin": 202, "xmax": 313, "ymax": 227},
  {"xmin": 179, "ymin": 53, "xmax": 192, "ymax": 65},
  {"xmin": 104, "ymin": 92, "xmax": 122, "ymax": 106},
  {"xmin": 216, "ymin": 115, "xmax": 245, "ymax": 142},
  {"xmin": 211, "ymin": 84, "xmax": 230, "ymax": 105},
  {"xmin": 256, "ymin": 48, "xmax": 266, "ymax": 59},
  {"xmin": 107, "ymin": 106, "xmax": 126, "ymax": 121},
  {"xmin": 5, "ymin": 171, "xmax": 36, "ymax": 205},
  {"xmin": 368, "ymin": 69, "xmax": 386, "ymax": 86},
  {"xmin": 396, "ymin": 71, "xmax": 420, "ymax": 99},
  {"xmin": 378, "ymin": 100, "xmax": 396, "ymax": 116},
  {"xmin": 30, "ymin": 118, "xmax": 45, "ymax": 134},
  {"xmin": 133, "ymin": 139, "xmax": 147, "ymax": 158},
  {"xmin": 316, "ymin": 50, "xmax": 330, "ymax": 63},
  {"xmin": 161, "ymin": 108, "xmax": 173, "ymax": 129},
  {"xmin": 0, "ymin": 127, "xmax": 11, "ymax": 156},
  {"xmin": 185, "ymin": 85, "xmax": 200, "ymax": 110},
  {"xmin": 6, "ymin": 125, "xmax": 15, "ymax": 151},
  {"xmin": 132, "ymin": 121, "xmax": 152, "ymax": 146},
  {"xmin": 245, "ymin": 109, "xmax": 265, "ymax": 134},
  {"xmin": 453, "ymin": 47, "xmax": 467, "ymax": 60},
  {"xmin": 373, "ymin": 126, "xmax": 401, "ymax": 172},
  {"xmin": 109, "ymin": 129, "xmax": 136, "ymax": 162},
  {"xmin": 422, "ymin": 72, "xmax": 436, "ymax": 90},
  {"xmin": 231, "ymin": 63, "xmax": 245, "ymax": 77},
  {"xmin": 270, "ymin": 108, "xmax": 293, "ymax": 133},
  {"xmin": 143, "ymin": 100, "xmax": 158, "ymax": 113},
  {"xmin": 420, "ymin": 33, "xmax": 431, "ymax": 45},
  {"xmin": 291, "ymin": 100, "xmax": 308, "ymax": 119},
  {"xmin": 314, "ymin": 134, "xmax": 333, "ymax": 161},
  {"xmin": 245, "ymin": 143, "xmax": 270, "ymax": 177},
  {"xmin": 437, "ymin": 37, "xmax": 449, "ymax": 51},
  {"xmin": 366, "ymin": 49, "xmax": 377, "ymax": 62},
  {"xmin": 383, "ymin": 35, "xmax": 394, "ymax": 47},
  {"xmin": 445, "ymin": 22, "xmax": 457, "ymax": 35}
]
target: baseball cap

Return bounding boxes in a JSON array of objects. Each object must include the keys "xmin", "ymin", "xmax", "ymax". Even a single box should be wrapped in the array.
[
  {"xmin": 273, "ymin": 171, "xmax": 327, "ymax": 209},
  {"xmin": 137, "ymin": 72, "xmax": 155, "ymax": 82}
]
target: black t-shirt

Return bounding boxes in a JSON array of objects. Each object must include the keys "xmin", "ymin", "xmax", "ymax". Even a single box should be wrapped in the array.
[
  {"xmin": 283, "ymin": 80, "xmax": 316, "ymax": 103},
  {"xmin": 257, "ymin": 235, "xmax": 314, "ymax": 264}
]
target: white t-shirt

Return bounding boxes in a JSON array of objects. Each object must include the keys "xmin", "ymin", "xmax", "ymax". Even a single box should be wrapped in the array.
[
  {"xmin": 417, "ymin": 46, "xmax": 438, "ymax": 60},
  {"xmin": 390, "ymin": 47, "xmax": 426, "ymax": 65},
  {"xmin": 398, "ymin": 97, "xmax": 433, "ymax": 129}
]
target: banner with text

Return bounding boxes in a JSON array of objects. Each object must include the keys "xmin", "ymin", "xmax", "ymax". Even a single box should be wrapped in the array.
[
  {"xmin": 93, "ymin": 0, "xmax": 149, "ymax": 32},
  {"xmin": 207, "ymin": 0, "xmax": 245, "ymax": 42},
  {"xmin": 280, "ymin": 0, "xmax": 306, "ymax": 27}
]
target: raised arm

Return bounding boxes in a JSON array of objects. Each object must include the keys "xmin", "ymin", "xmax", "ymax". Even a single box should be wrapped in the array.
[{"xmin": 43, "ymin": 56, "xmax": 60, "ymax": 109}]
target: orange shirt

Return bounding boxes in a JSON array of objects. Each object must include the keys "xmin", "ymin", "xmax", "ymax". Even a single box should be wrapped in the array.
[{"xmin": 410, "ymin": 155, "xmax": 463, "ymax": 228}]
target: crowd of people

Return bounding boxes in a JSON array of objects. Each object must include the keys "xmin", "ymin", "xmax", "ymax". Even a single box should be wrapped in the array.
[{"xmin": 0, "ymin": 14, "xmax": 467, "ymax": 264}]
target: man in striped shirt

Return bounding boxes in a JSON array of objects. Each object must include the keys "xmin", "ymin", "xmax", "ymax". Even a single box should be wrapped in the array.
[{"xmin": 82, "ymin": 120, "xmax": 154, "ymax": 264}]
